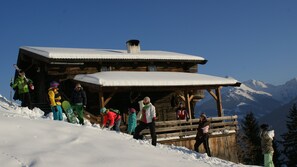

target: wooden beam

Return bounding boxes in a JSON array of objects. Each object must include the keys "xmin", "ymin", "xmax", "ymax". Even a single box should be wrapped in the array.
[
  {"xmin": 103, "ymin": 90, "xmax": 117, "ymax": 106},
  {"xmin": 184, "ymin": 91, "xmax": 192, "ymax": 121},
  {"xmin": 189, "ymin": 95, "xmax": 194, "ymax": 101},
  {"xmin": 98, "ymin": 87, "xmax": 118, "ymax": 107},
  {"xmin": 215, "ymin": 87, "xmax": 223, "ymax": 117},
  {"xmin": 99, "ymin": 87, "xmax": 104, "ymax": 108},
  {"xmin": 178, "ymin": 95, "xmax": 185, "ymax": 101},
  {"xmin": 207, "ymin": 89, "xmax": 218, "ymax": 101}
]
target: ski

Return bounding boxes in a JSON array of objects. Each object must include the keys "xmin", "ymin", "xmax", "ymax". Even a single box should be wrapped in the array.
[
  {"xmin": 13, "ymin": 64, "xmax": 28, "ymax": 82},
  {"xmin": 13, "ymin": 64, "xmax": 34, "ymax": 90}
]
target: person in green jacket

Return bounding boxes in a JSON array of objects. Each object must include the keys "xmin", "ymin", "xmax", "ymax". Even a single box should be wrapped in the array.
[
  {"xmin": 10, "ymin": 70, "xmax": 33, "ymax": 109},
  {"xmin": 71, "ymin": 83, "xmax": 87, "ymax": 125},
  {"xmin": 260, "ymin": 124, "xmax": 275, "ymax": 167}
]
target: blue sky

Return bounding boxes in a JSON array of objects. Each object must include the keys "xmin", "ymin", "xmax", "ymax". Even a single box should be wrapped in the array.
[{"xmin": 1, "ymin": 0, "xmax": 297, "ymax": 99}]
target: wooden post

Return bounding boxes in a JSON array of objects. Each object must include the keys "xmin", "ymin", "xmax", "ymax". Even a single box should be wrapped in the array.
[
  {"xmin": 99, "ymin": 87, "xmax": 104, "ymax": 109},
  {"xmin": 184, "ymin": 91, "xmax": 192, "ymax": 120},
  {"xmin": 215, "ymin": 87, "xmax": 223, "ymax": 117},
  {"xmin": 99, "ymin": 87, "xmax": 104, "ymax": 124}
]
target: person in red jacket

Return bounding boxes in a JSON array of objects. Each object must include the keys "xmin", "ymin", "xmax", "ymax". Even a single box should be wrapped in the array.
[
  {"xmin": 176, "ymin": 102, "xmax": 189, "ymax": 121},
  {"xmin": 100, "ymin": 107, "xmax": 121, "ymax": 132}
]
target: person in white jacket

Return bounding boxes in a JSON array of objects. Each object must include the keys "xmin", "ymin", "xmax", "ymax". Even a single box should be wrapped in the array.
[
  {"xmin": 260, "ymin": 124, "xmax": 275, "ymax": 167},
  {"xmin": 133, "ymin": 96, "xmax": 157, "ymax": 146}
]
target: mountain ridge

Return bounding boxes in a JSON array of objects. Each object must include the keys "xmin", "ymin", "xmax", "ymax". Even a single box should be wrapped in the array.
[{"xmin": 196, "ymin": 77, "xmax": 297, "ymax": 119}]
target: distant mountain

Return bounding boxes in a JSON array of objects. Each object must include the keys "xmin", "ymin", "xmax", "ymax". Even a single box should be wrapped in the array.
[
  {"xmin": 258, "ymin": 97, "xmax": 297, "ymax": 140},
  {"xmin": 195, "ymin": 77, "xmax": 297, "ymax": 121}
]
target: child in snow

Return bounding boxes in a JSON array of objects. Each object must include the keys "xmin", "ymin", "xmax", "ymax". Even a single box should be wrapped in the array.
[
  {"xmin": 48, "ymin": 81, "xmax": 63, "ymax": 121},
  {"xmin": 127, "ymin": 108, "xmax": 137, "ymax": 135},
  {"xmin": 260, "ymin": 124, "xmax": 275, "ymax": 167},
  {"xmin": 100, "ymin": 107, "xmax": 121, "ymax": 132}
]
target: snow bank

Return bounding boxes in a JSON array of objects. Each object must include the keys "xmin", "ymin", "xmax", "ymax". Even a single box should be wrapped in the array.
[{"xmin": 0, "ymin": 95, "xmax": 253, "ymax": 167}]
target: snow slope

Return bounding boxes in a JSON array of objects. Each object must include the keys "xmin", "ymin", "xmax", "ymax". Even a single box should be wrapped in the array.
[{"xmin": 0, "ymin": 95, "xmax": 255, "ymax": 167}]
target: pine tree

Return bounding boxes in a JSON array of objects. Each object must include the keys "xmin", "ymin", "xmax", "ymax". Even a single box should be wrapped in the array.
[
  {"xmin": 273, "ymin": 140, "xmax": 285, "ymax": 167},
  {"xmin": 239, "ymin": 112, "xmax": 263, "ymax": 165},
  {"xmin": 282, "ymin": 103, "xmax": 297, "ymax": 166}
]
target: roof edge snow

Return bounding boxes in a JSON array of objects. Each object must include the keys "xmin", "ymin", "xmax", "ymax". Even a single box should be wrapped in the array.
[
  {"xmin": 20, "ymin": 46, "xmax": 206, "ymax": 63},
  {"xmin": 74, "ymin": 71, "xmax": 241, "ymax": 87}
]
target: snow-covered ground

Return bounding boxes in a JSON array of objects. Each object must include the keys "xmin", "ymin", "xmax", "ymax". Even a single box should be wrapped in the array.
[{"xmin": 0, "ymin": 95, "xmax": 256, "ymax": 167}]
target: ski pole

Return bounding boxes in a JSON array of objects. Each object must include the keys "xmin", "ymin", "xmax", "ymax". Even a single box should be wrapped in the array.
[{"xmin": 10, "ymin": 77, "xmax": 13, "ymax": 105}]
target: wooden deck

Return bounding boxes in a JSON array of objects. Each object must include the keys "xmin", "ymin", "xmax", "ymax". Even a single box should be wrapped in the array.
[{"xmin": 84, "ymin": 112, "xmax": 239, "ymax": 162}]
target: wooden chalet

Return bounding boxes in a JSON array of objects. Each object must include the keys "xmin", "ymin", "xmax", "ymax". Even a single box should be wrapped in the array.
[{"xmin": 15, "ymin": 40, "xmax": 241, "ymax": 162}]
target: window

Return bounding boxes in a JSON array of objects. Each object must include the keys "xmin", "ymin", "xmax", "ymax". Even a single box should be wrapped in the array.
[
  {"xmin": 148, "ymin": 65, "xmax": 157, "ymax": 71},
  {"xmin": 101, "ymin": 66, "xmax": 111, "ymax": 71}
]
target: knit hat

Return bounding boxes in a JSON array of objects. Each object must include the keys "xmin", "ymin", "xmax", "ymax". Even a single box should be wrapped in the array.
[
  {"xmin": 143, "ymin": 96, "xmax": 150, "ymax": 103},
  {"xmin": 75, "ymin": 83, "xmax": 82, "ymax": 88},
  {"xmin": 19, "ymin": 70, "xmax": 25, "ymax": 75},
  {"xmin": 200, "ymin": 113, "xmax": 207, "ymax": 118},
  {"xmin": 260, "ymin": 124, "xmax": 269, "ymax": 130},
  {"xmin": 100, "ymin": 107, "xmax": 107, "ymax": 114},
  {"xmin": 129, "ymin": 108, "xmax": 136, "ymax": 113},
  {"xmin": 50, "ymin": 81, "xmax": 59, "ymax": 88}
]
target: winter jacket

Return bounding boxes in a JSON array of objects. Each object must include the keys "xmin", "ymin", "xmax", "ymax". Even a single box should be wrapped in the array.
[
  {"xmin": 260, "ymin": 130, "xmax": 274, "ymax": 154},
  {"xmin": 48, "ymin": 88, "xmax": 62, "ymax": 106},
  {"xmin": 196, "ymin": 119, "xmax": 210, "ymax": 137},
  {"xmin": 102, "ymin": 111, "xmax": 121, "ymax": 128},
  {"xmin": 11, "ymin": 76, "xmax": 32, "ymax": 94},
  {"xmin": 71, "ymin": 89, "xmax": 87, "ymax": 105},
  {"xmin": 176, "ymin": 107, "xmax": 189, "ymax": 120},
  {"xmin": 141, "ymin": 103, "xmax": 156, "ymax": 124},
  {"xmin": 127, "ymin": 112, "xmax": 137, "ymax": 134}
]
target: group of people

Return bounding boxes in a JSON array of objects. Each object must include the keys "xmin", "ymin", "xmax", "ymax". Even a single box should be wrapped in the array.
[
  {"xmin": 48, "ymin": 81, "xmax": 87, "ymax": 125},
  {"xmin": 11, "ymin": 70, "xmax": 274, "ymax": 165},
  {"xmin": 10, "ymin": 69, "xmax": 87, "ymax": 125},
  {"xmin": 100, "ymin": 96, "xmax": 157, "ymax": 146}
]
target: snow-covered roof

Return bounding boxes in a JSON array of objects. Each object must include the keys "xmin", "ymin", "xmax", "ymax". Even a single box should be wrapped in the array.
[
  {"xmin": 74, "ymin": 71, "xmax": 240, "ymax": 87},
  {"xmin": 20, "ymin": 46, "xmax": 206, "ymax": 62}
]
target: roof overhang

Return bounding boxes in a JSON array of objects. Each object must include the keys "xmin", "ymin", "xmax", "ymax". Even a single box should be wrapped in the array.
[
  {"xmin": 19, "ymin": 46, "xmax": 207, "ymax": 64},
  {"xmin": 74, "ymin": 71, "xmax": 241, "ymax": 90}
]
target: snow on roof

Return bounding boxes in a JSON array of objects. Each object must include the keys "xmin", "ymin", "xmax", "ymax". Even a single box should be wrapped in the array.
[
  {"xmin": 74, "ymin": 71, "xmax": 240, "ymax": 87},
  {"xmin": 20, "ymin": 46, "xmax": 206, "ymax": 62}
]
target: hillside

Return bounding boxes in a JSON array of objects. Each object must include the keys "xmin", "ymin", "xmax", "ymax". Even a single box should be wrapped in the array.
[
  {"xmin": 0, "ymin": 95, "xmax": 253, "ymax": 167},
  {"xmin": 259, "ymin": 97, "xmax": 297, "ymax": 140}
]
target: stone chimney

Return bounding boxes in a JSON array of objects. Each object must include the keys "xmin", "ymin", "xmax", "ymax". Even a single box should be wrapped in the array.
[{"xmin": 126, "ymin": 40, "xmax": 140, "ymax": 53}]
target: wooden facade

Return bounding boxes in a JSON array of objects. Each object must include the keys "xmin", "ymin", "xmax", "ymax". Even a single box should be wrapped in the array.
[
  {"xmin": 15, "ymin": 44, "xmax": 212, "ymax": 117},
  {"xmin": 14, "ymin": 41, "xmax": 241, "ymax": 162}
]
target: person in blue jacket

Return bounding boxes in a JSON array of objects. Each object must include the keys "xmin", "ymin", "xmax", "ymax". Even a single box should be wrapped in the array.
[{"xmin": 127, "ymin": 108, "xmax": 137, "ymax": 135}]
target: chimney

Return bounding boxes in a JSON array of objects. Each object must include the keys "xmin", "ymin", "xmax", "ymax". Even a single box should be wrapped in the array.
[{"xmin": 126, "ymin": 39, "xmax": 140, "ymax": 53}]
